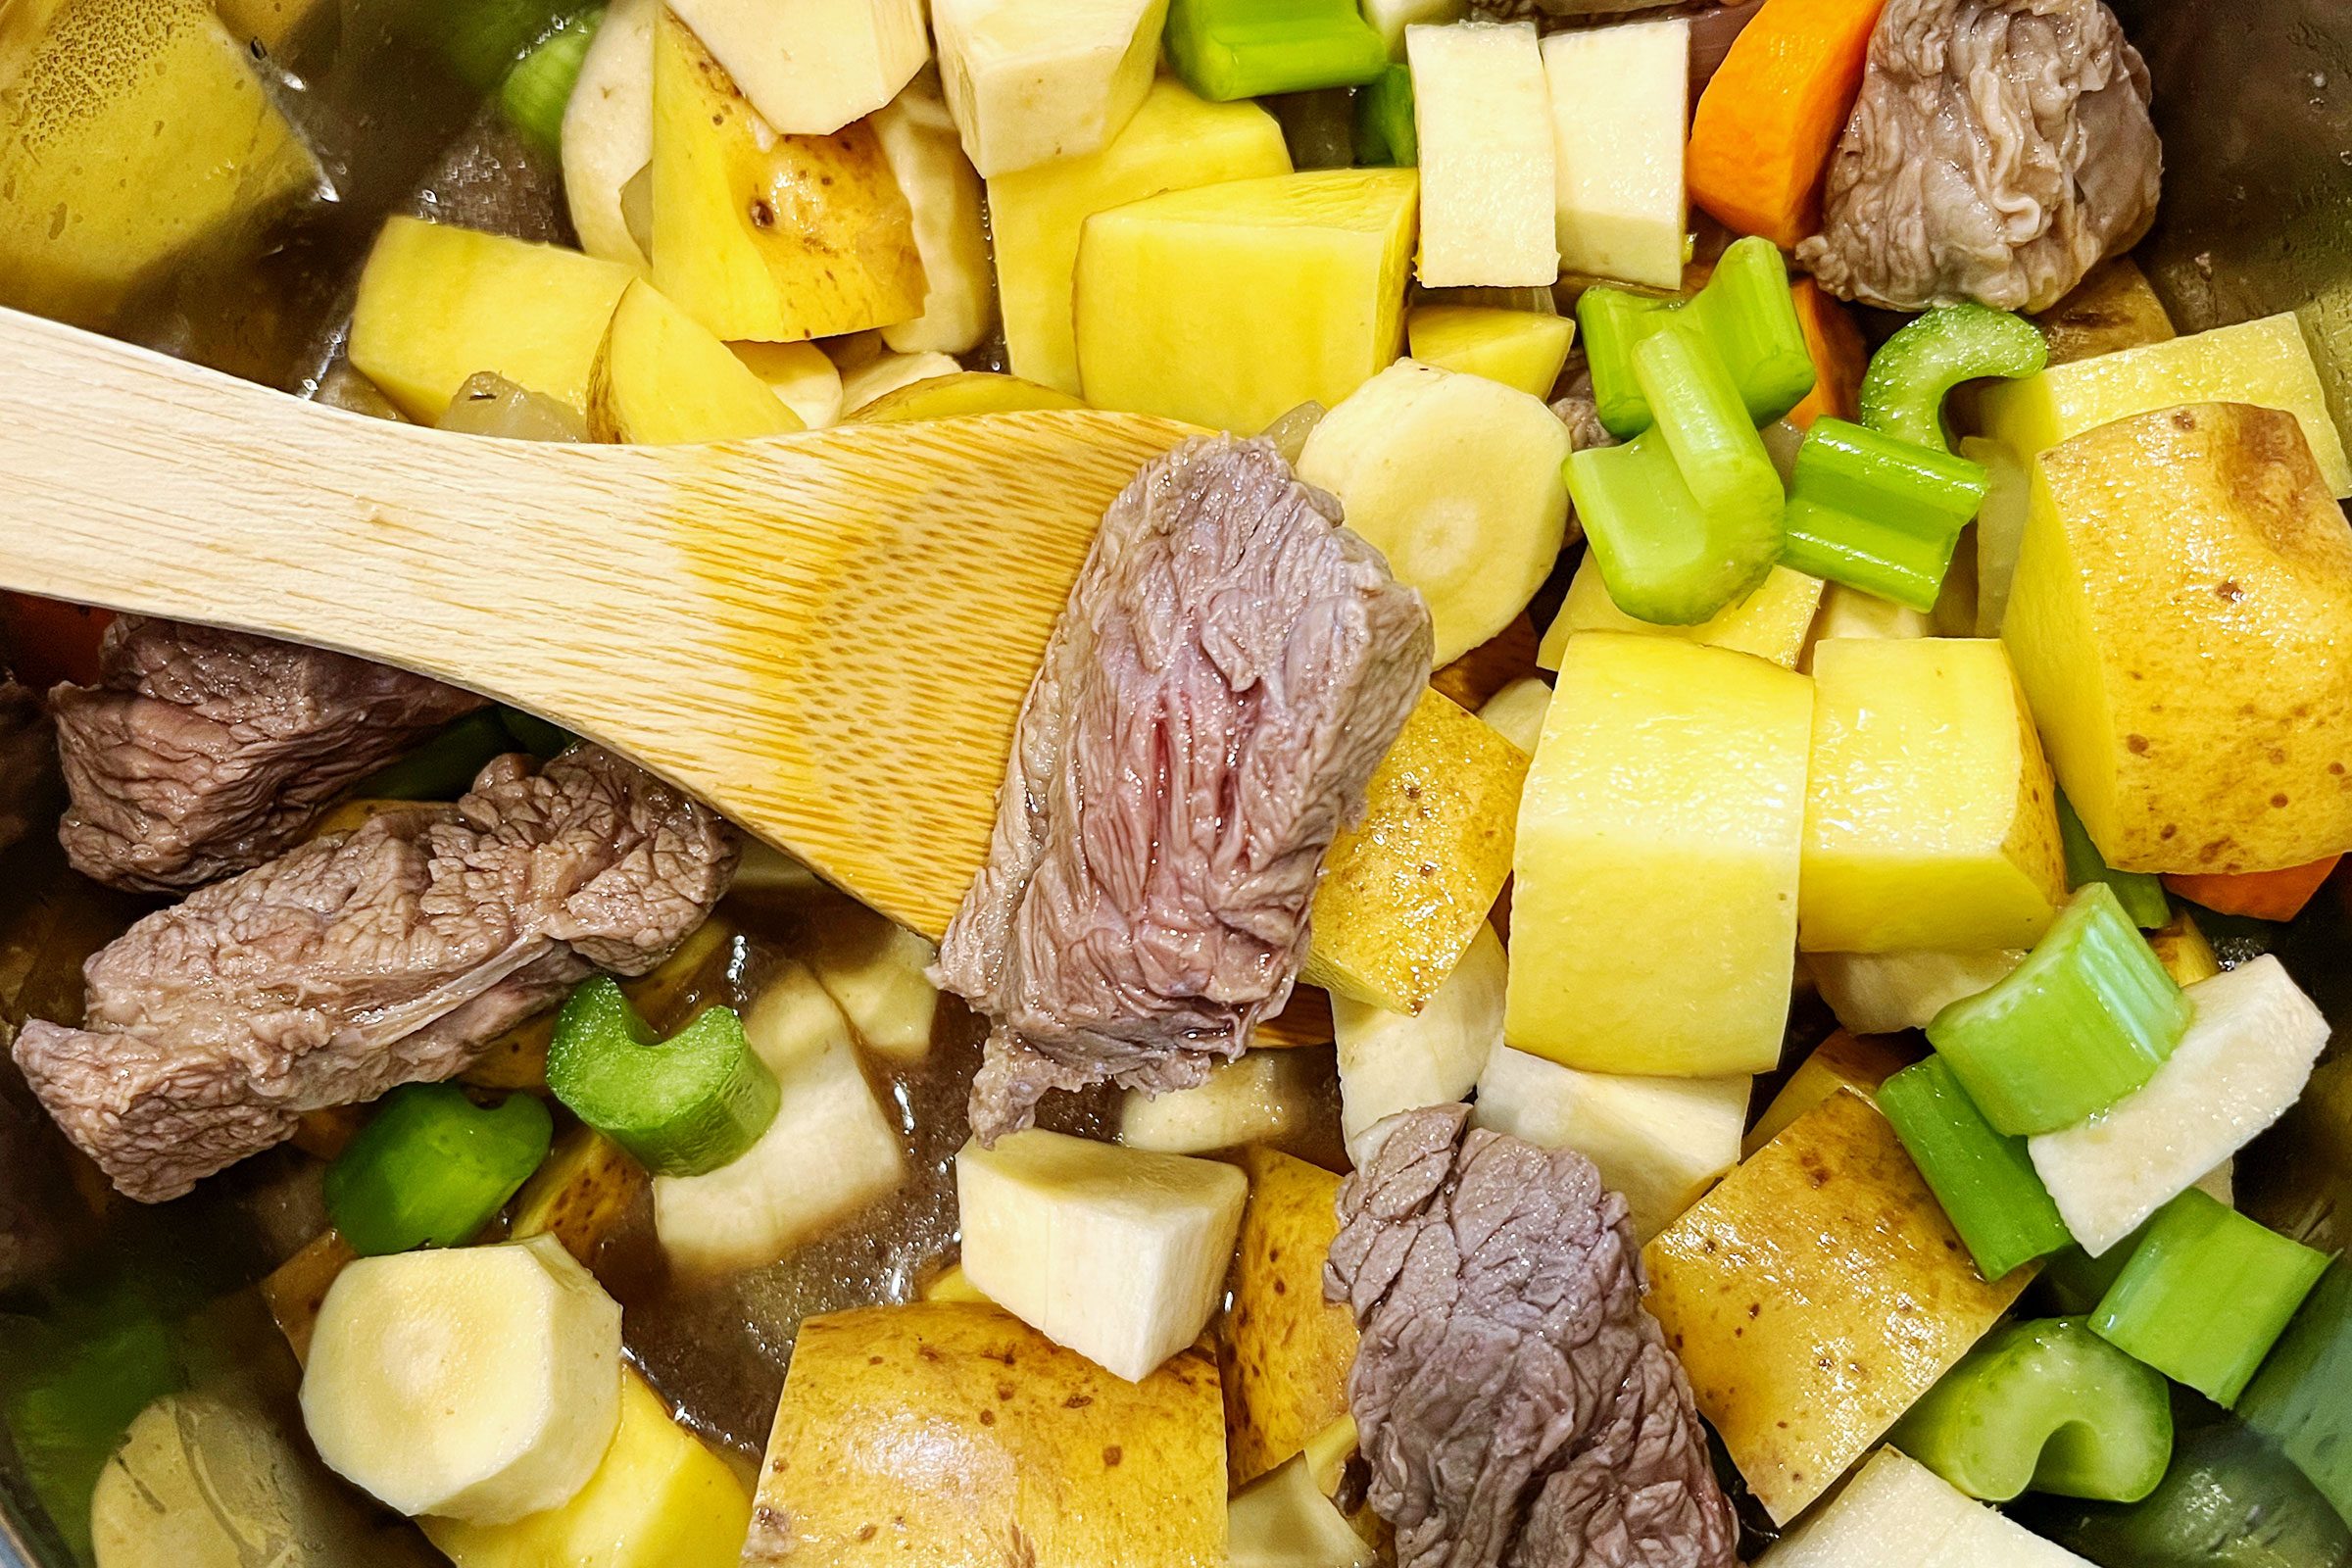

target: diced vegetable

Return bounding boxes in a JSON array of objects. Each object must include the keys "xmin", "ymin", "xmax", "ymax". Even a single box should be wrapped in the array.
[
  {"xmin": 1229, "ymin": 1452, "xmax": 1377, "ymax": 1568},
  {"xmin": 1645, "ymin": 1090, "xmax": 2034, "ymax": 1523},
  {"xmin": 1803, "ymin": 582, "xmax": 1931, "ymax": 653},
  {"xmin": 1962, "ymin": 435, "xmax": 2031, "ymax": 636},
  {"xmin": 586, "ymin": 277, "xmax": 805, "ymax": 443},
  {"xmin": 1859, "ymin": 304, "xmax": 2050, "ymax": 455},
  {"xmin": 1275, "ymin": 89, "xmax": 1357, "ymax": 167},
  {"xmin": 1360, "ymin": 0, "xmax": 1463, "ymax": 55},
  {"xmin": 837, "ymin": 349, "xmax": 963, "ymax": 413},
  {"xmin": 2092, "ymin": 1190, "xmax": 2329, "ymax": 1405},
  {"xmin": 1780, "ymin": 417, "xmax": 1989, "ymax": 613},
  {"xmin": 2056, "ymin": 791, "xmax": 2171, "ymax": 930},
  {"xmin": 650, "ymin": 962, "xmax": 905, "ymax": 1280},
  {"xmin": 1927, "ymin": 884, "xmax": 2190, "ymax": 1136},
  {"xmin": 544, "ymin": 977, "xmax": 774, "ymax": 1178},
  {"xmin": 321, "ymin": 1083, "xmax": 553, "ymax": 1257},
  {"xmin": 348, "ymin": 218, "xmax": 635, "ymax": 422},
  {"xmin": 1757, "ymin": 1447, "xmax": 2097, "ymax": 1566},
  {"xmin": 1407, "ymin": 21, "xmax": 1557, "ymax": 287},
  {"xmin": 1224, "ymin": 1148, "xmax": 1358, "ymax": 1487},
  {"xmin": 1164, "ymin": 0, "xmax": 1389, "ymax": 100},
  {"xmin": 1404, "ymin": 305, "xmax": 1574, "ymax": 398},
  {"xmin": 1332, "ymin": 924, "xmax": 1505, "ymax": 1158},
  {"xmin": 560, "ymin": 0, "xmax": 654, "ymax": 270},
  {"xmin": 1352, "ymin": 62, "xmax": 1417, "ymax": 165},
  {"xmin": 726, "ymin": 340, "xmax": 843, "ymax": 427},
  {"xmin": 1800, "ymin": 637, "xmax": 2066, "ymax": 954},
  {"xmin": 2146, "ymin": 910, "xmax": 2223, "ymax": 988},
  {"xmin": 1476, "ymin": 675, "xmax": 1549, "ymax": 755},
  {"xmin": 2005, "ymin": 402, "xmax": 2352, "ymax": 874},
  {"xmin": 662, "ymin": 0, "xmax": 923, "ymax": 134},
  {"xmin": 1073, "ymin": 168, "xmax": 1417, "ymax": 432},
  {"xmin": 2237, "ymin": 1261, "xmax": 2352, "ymax": 1528},
  {"xmin": 1685, "ymin": 0, "xmax": 1886, "ymax": 250},
  {"xmin": 803, "ymin": 915, "xmax": 939, "ymax": 1062},
  {"xmin": 747, "ymin": 1303, "xmax": 1224, "ymax": 1561},
  {"xmin": 1580, "ymin": 236, "xmax": 1818, "ymax": 437},
  {"xmin": 648, "ymin": 10, "xmax": 923, "ymax": 342},
  {"xmin": 956, "ymin": 1130, "xmax": 1247, "ymax": 1381},
  {"xmin": 349, "ymin": 710, "xmax": 514, "ymax": 801},
  {"xmin": 1879, "ymin": 1056, "xmax": 2072, "ymax": 1281},
  {"xmin": 1979, "ymin": 314, "xmax": 2352, "ymax": 499},
  {"xmin": 500, "ymin": 8, "xmax": 602, "ymax": 154},
  {"xmin": 1539, "ymin": 19, "xmax": 1689, "ymax": 291},
  {"xmin": 2031, "ymin": 956, "xmax": 2328, "ymax": 1255},
  {"xmin": 442, "ymin": 372, "xmax": 590, "ymax": 441},
  {"xmin": 512, "ymin": 1126, "xmax": 647, "ymax": 1264},
  {"xmin": 1473, "ymin": 1047, "xmax": 1747, "ymax": 1241},
  {"xmin": 1808, "ymin": 949, "xmax": 2025, "ymax": 1038},
  {"xmin": 850, "ymin": 370, "xmax": 1086, "ymax": 422},
  {"xmin": 991, "ymin": 78, "xmax": 1290, "ymax": 393},
  {"xmin": 1297, "ymin": 361, "xmax": 1571, "ymax": 664},
  {"xmin": 1787, "ymin": 280, "xmax": 1866, "ymax": 429},
  {"xmin": 2029, "ymin": 256, "xmax": 2178, "ymax": 368},
  {"xmin": 2166, "ymin": 857, "xmax": 2343, "ymax": 923},
  {"xmin": 1543, "ymin": 555, "xmax": 1823, "ymax": 671},
  {"xmin": 1744, "ymin": 1027, "xmax": 1914, "ymax": 1155},
  {"xmin": 299, "ymin": 1235, "xmax": 623, "ymax": 1523},
  {"xmin": 931, "ymin": 0, "xmax": 1168, "ymax": 177},
  {"xmin": 1118, "ymin": 1050, "xmax": 1317, "ymax": 1154},
  {"xmin": 1303, "ymin": 688, "xmax": 1527, "ymax": 1013},
  {"xmin": 1429, "ymin": 612, "xmax": 1541, "ymax": 711},
  {"xmin": 1509, "ymin": 633, "xmax": 1812, "ymax": 1077},
  {"xmin": 871, "ymin": 68, "xmax": 994, "ymax": 356}
]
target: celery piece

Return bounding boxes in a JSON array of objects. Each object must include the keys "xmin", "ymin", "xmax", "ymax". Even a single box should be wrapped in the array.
[
  {"xmin": 1928, "ymin": 883, "xmax": 2191, "ymax": 1136},
  {"xmin": 350, "ymin": 709, "xmax": 513, "ymax": 801},
  {"xmin": 2057, "ymin": 792, "xmax": 2172, "ymax": 930},
  {"xmin": 2093, "ymin": 1190, "xmax": 2330, "ymax": 1405},
  {"xmin": 1352, "ymin": 64, "xmax": 1416, "ymax": 167},
  {"xmin": 2237, "ymin": 1261, "xmax": 2352, "ymax": 1525},
  {"xmin": 323, "ymin": 1084, "xmax": 555, "ymax": 1256},
  {"xmin": 428, "ymin": 0, "xmax": 582, "ymax": 90},
  {"xmin": 1577, "ymin": 285, "xmax": 1677, "ymax": 437},
  {"xmin": 501, "ymin": 7, "xmax": 603, "ymax": 154},
  {"xmin": 1164, "ymin": 0, "xmax": 1391, "ymax": 101},
  {"xmin": 1580, "ymin": 236, "xmax": 1814, "ymax": 438},
  {"xmin": 1880, "ymin": 1057, "xmax": 2073, "ymax": 1281},
  {"xmin": 1638, "ymin": 319, "xmax": 1786, "ymax": 523},
  {"xmin": 2038, "ymin": 1238, "xmax": 2143, "ymax": 1317},
  {"xmin": 498, "ymin": 706, "xmax": 576, "ymax": 760},
  {"xmin": 1893, "ymin": 1317, "xmax": 2174, "ymax": 1503},
  {"xmin": 546, "ymin": 975, "xmax": 778, "ymax": 1177},
  {"xmin": 1779, "ymin": 417, "xmax": 1989, "ymax": 612},
  {"xmin": 1860, "ymin": 302, "xmax": 2049, "ymax": 455}
]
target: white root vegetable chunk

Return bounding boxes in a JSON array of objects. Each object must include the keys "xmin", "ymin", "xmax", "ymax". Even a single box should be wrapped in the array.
[
  {"xmin": 1541, "ymin": 20, "xmax": 1690, "ymax": 290},
  {"xmin": 956, "ymin": 1129, "xmax": 1247, "ymax": 1382},
  {"xmin": 1472, "ymin": 1048, "xmax": 1747, "ymax": 1242},
  {"xmin": 561, "ymin": 0, "xmax": 656, "ymax": 270},
  {"xmin": 1361, "ymin": 0, "xmax": 1464, "ymax": 57},
  {"xmin": 663, "ymin": 0, "xmax": 926, "ymax": 135},
  {"xmin": 653, "ymin": 961, "xmax": 906, "ymax": 1280},
  {"xmin": 1228, "ymin": 1452, "xmax": 1377, "ymax": 1568},
  {"xmin": 1333, "ymin": 924, "xmax": 1506, "ymax": 1161},
  {"xmin": 932, "ymin": 0, "xmax": 1170, "ymax": 177},
  {"xmin": 1477, "ymin": 676, "xmax": 1550, "ymax": 756},
  {"xmin": 1758, "ymin": 1448, "xmax": 2093, "ymax": 1567},
  {"xmin": 1807, "ymin": 948, "xmax": 2027, "ymax": 1036},
  {"xmin": 1406, "ymin": 21, "xmax": 1557, "ymax": 287},
  {"xmin": 872, "ymin": 71, "xmax": 995, "ymax": 356},
  {"xmin": 806, "ymin": 915, "xmax": 940, "ymax": 1063},
  {"xmin": 2030, "ymin": 955, "xmax": 2328, "ymax": 1254},
  {"xmin": 1118, "ymin": 1050, "xmax": 1319, "ymax": 1154},
  {"xmin": 1298, "ymin": 360, "xmax": 1571, "ymax": 666},
  {"xmin": 299, "ymin": 1235, "xmax": 623, "ymax": 1525}
]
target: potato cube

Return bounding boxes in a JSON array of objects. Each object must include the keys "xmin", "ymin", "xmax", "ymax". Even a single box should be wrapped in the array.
[
  {"xmin": 1542, "ymin": 555, "xmax": 1824, "ymax": 672},
  {"xmin": 1508, "ymin": 633, "xmax": 1813, "ymax": 1077},
  {"xmin": 1740, "ymin": 1028, "xmax": 1916, "ymax": 1156},
  {"xmin": 991, "ymin": 79, "xmax": 1291, "ymax": 394},
  {"xmin": 957, "ymin": 1130, "xmax": 1248, "ymax": 1382},
  {"xmin": 1644, "ymin": 1090, "xmax": 2034, "ymax": 1523},
  {"xmin": 2030, "ymin": 255, "xmax": 2175, "ymax": 367},
  {"xmin": 1407, "ymin": 21, "xmax": 1556, "ymax": 287},
  {"xmin": 852, "ymin": 370, "xmax": 1089, "ymax": 421},
  {"xmin": 588, "ymin": 278, "xmax": 805, "ymax": 443},
  {"xmin": 726, "ymin": 340, "xmax": 843, "ymax": 427},
  {"xmin": 1979, "ymin": 313, "xmax": 2352, "ymax": 498},
  {"xmin": 1541, "ymin": 19, "xmax": 1690, "ymax": 289},
  {"xmin": 347, "ymin": 218, "xmax": 635, "ymax": 423},
  {"xmin": 1405, "ymin": 305, "xmax": 1576, "ymax": 398},
  {"xmin": 1119, "ymin": 1051, "xmax": 1318, "ymax": 1154},
  {"xmin": 1075, "ymin": 168, "xmax": 1419, "ymax": 432},
  {"xmin": 2007, "ymin": 402, "xmax": 2352, "ymax": 873},
  {"xmin": 1803, "ymin": 582, "xmax": 1932, "ymax": 656},
  {"xmin": 804, "ymin": 914, "xmax": 939, "ymax": 1063},
  {"xmin": 934, "ymin": 0, "xmax": 1171, "ymax": 176},
  {"xmin": 1222, "ymin": 1148, "xmax": 1359, "ymax": 1488},
  {"xmin": 664, "ymin": 0, "xmax": 925, "ymax": 135},
  {"xmin": 1799, "ymin": 638, "xmax": 2067, "ymax": 953}
]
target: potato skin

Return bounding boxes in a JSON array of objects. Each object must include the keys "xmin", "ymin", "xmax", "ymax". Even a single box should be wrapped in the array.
[{"xmin": 1221, "ymin": 1148, "xmax": 1358, "ymax": 1490}]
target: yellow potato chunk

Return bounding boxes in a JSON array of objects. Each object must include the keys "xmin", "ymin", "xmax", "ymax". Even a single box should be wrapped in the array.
[
  {"xmin": 347, "ymin": 218, "xmax": 636, "ymax": 422},
  {"xmin": 1799, "ymin": 637, "xmax": 2066, "ymax": 953},
  {"xmin": 2030, "ymin": 255, "xmax": 2175, "ymax": 367},
  {"xmin": 1542, "ymin": 554, "xmax": 1823, "ymax": 672},
  {"xmin": 1222, "ymin": 1148, "xmax": 1358, "ymax": 1489},
  {"xmin": 1507, "ymin": 633, "xmax": 1813, "ymax": 1076},
  {"xmin": 1074, "ymin": 169, "xmax": 1420, "ymax": 433},
  {"xmin": 648, "ymin": 8, "xmax": 924, "ymax": 342},
  {"xmin": 2008, "ymin": 402, "xmax": 2352, "ymax": 873},
  {"xmin": 991, "ymin": 79, "xmax": 1291, "ymax": 394},
  {"xmin": 852, "ymin": 370, "xmax": 1089, "ymax": 421},
  {"xmin": 1644, "ymin": 1089, "xmax": 2034, "ymax": 1524},
  {"xmin": 588, "ymin": 278, "xmax": 805, "ymax": 443},
  {"xmin": 1405, "ymin": 305, "xmax": 1576, "ymax": 398},
  {"xmin": 1979, "ymin": 313, "xmax": 2352, "ymax": 498}
]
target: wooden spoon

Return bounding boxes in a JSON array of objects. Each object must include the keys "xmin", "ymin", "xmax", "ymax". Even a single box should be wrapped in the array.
[{"xmin": 0, "ymin": 307, "xmax": 1198, "ymax": 938}]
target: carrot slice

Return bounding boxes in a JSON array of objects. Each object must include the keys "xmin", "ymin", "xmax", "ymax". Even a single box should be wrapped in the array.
[
  {"xmin": 1687, "ymin": 0, "xmax": 1887, "ymax": 250},
  {"xmin": 2, "ymin": 592, "xmax": 113, "ymax": 689},
  {"xmin": 2165, "ymin": 857, "xmax": 2343, "ymax": 923},
  {"xmin": 1786, "ymin": 279, "xmax": 1867, "ymax": 428}
]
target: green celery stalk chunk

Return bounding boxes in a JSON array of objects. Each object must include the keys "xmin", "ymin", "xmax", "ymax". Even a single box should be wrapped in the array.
[
  {"xmin": 1577, "ymin": 286, "xmax": 1677, "ymax": 437},
  {"xmin": 322, "ymin": 1083, "xmax": 554, "ymax": 1256},
  {"xmin": 1859, "ymin": 302, "xmax": 2050, "ymax": 455},
  {"xmin": 1880, "ymin": 1056, "xmax": 2073, "ymax": 1281},
  {"xmin": 1634, "ymin": 318, "xmax": 1786, "ymax": 522},
  {"xmin": 350, "ymin": 709, "xmax": 514, "ymax": 801},
  {"xmin": 1892, "ymin": 1317, "xmax": 2174, "ymax": 1503},
  {"xmin": 545, "ymin": 975, "xmax": 778, "ymax": 1177},
  {"xmin": 1928, "ymin": 882, "xmax": 2191, "ymax": 1136},
  {"xmin": 1778, "ymin": 416, "xmax": 1989, "ymax": 612},
  {"xmin": 501, "ymin": 7, "xmax": 604, "ymax": 155},
  {"xmin": 1578, "ymin": 236, "xmax": 1815, "ymax": 438},
  {"xmin": 2056, "ymin": 792, "xmax": 2172, "ymax": 929},
  {"xmin": 2236, "ymin": 1261, "xmax": 2352, "ymax": 1525},
  {"xmin": 1163, "ymin": 0, "xmax": 1390, "ymax": 101},
  {"xmin": 2093, "ymin": 1190, "xmax": 2331, "ymax": 1406},
  {"xmin": 1352, "ymin": 64, "xmax": 1416, "ymax": 167}
]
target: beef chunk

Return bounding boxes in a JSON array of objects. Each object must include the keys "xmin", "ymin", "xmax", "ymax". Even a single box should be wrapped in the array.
[
  {"xmin": 1327, "ymin": 1106, "xmax": 1738, "ymax": 1568},
  {"xmin": 936, "ymin": 436, "xmax": 1431, "ymax": 1142},
  {"xmin": 53, "ymin": 617, "xmax": 488, "ymax": 892},
  {"xmin": 1795, "ymin": 0, "xmax": 2162, "ymax": 314},
  {"xmin": 0, "ymin": 675, "xmax": 49, "ymax": 857},
  {"xmin": 14, "ymin": 746, "xmax": 737, "ymax": 1201}
]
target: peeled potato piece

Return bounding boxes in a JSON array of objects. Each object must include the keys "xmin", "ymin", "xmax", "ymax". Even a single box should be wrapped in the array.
[{"xmin": 560, "ymin": 0, "xmax": 656, "ymax": 270}]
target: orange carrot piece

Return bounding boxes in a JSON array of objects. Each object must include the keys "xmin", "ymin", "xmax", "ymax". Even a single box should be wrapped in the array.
[
  {"xmin": 2165, "ymin": 856, "xmax": 2343, "ymax": 923},
  {"xmin": 2, "ymin": 592, "xmax": 113, "ymax": 689},
  {"xmin": 1687, "ymin": 0, "xmax": 1887, "ymax": 250},
  {"xmin": 1787, "ymin": 279, "xmax": 1866, "ymax": 428}
]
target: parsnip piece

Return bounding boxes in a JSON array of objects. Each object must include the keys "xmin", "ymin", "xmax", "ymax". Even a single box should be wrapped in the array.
[
  {"xmin": 872, "ymin": 71, "xmax": 996, "ymax": 355},
  {"xmin": 726, "ymin": 341, "xmax": 844, "ymax": 428},
  {"xmin": 805, "ymin": 916, "xmax": 939, "ymax": 1063},
  {"xmin": 664, "ymin": 0, "xmax": 925, "ymax": 135},
  {"xmin": 1407, "ymin": 21, "xmax": 1557, "ymax": 287},
  {"xmin": 956, "ymin": 1130, "xmax": 1247, "ymax": 1381},
  {"xmin": 1803, "ymin": 583, "xmax": 1932, "ymax": 662},
  {"xmin": 588, "ymin": 278, "xmax": 805, "ymax": 443},
  {"xmin": 1541, "ymin": 20, "xmax": 1690, "ymax": 290},
  {"xmin": 1758, "ymin": 1448, "xmax": 2094, "ymax": 1566},
  {"xmin": 1807, "ymin": 949, "xmax": 2026, "ymax": 1037},
  {"xmin": 1477, "ymin": 676, "xmax": 1550, "ymax": 755},
  {"xmin": 933, "ymin": 0, "xmax": 1171, "ymax": 176},
  {"xmin": 1118, "ymin": 1051, "xmax": 1318, "ymax": 1154},
  {"xmin": 299, "ymin": 1236, "xmax": 622, "ymax": 1524},
  {"xmin": 560, "ymin": 0, "xmax": 656, "ymax": 270},
  {"xmin": 1333, "ymin": 925, "xmax": 1506, "ymax": 1159},
  {"xmin": 1229, "ymin": 1453, "xmax": 1377, "ymax": 1568},
  {"xmin": 1298, "ymin": 361, "xmax": 1571, "ymax": 665}
]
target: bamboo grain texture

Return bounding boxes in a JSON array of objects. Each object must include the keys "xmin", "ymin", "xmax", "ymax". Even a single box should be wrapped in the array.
[{"xmin": 0, "ymin": 307, "xmax": 1198, "ymax": 937}]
